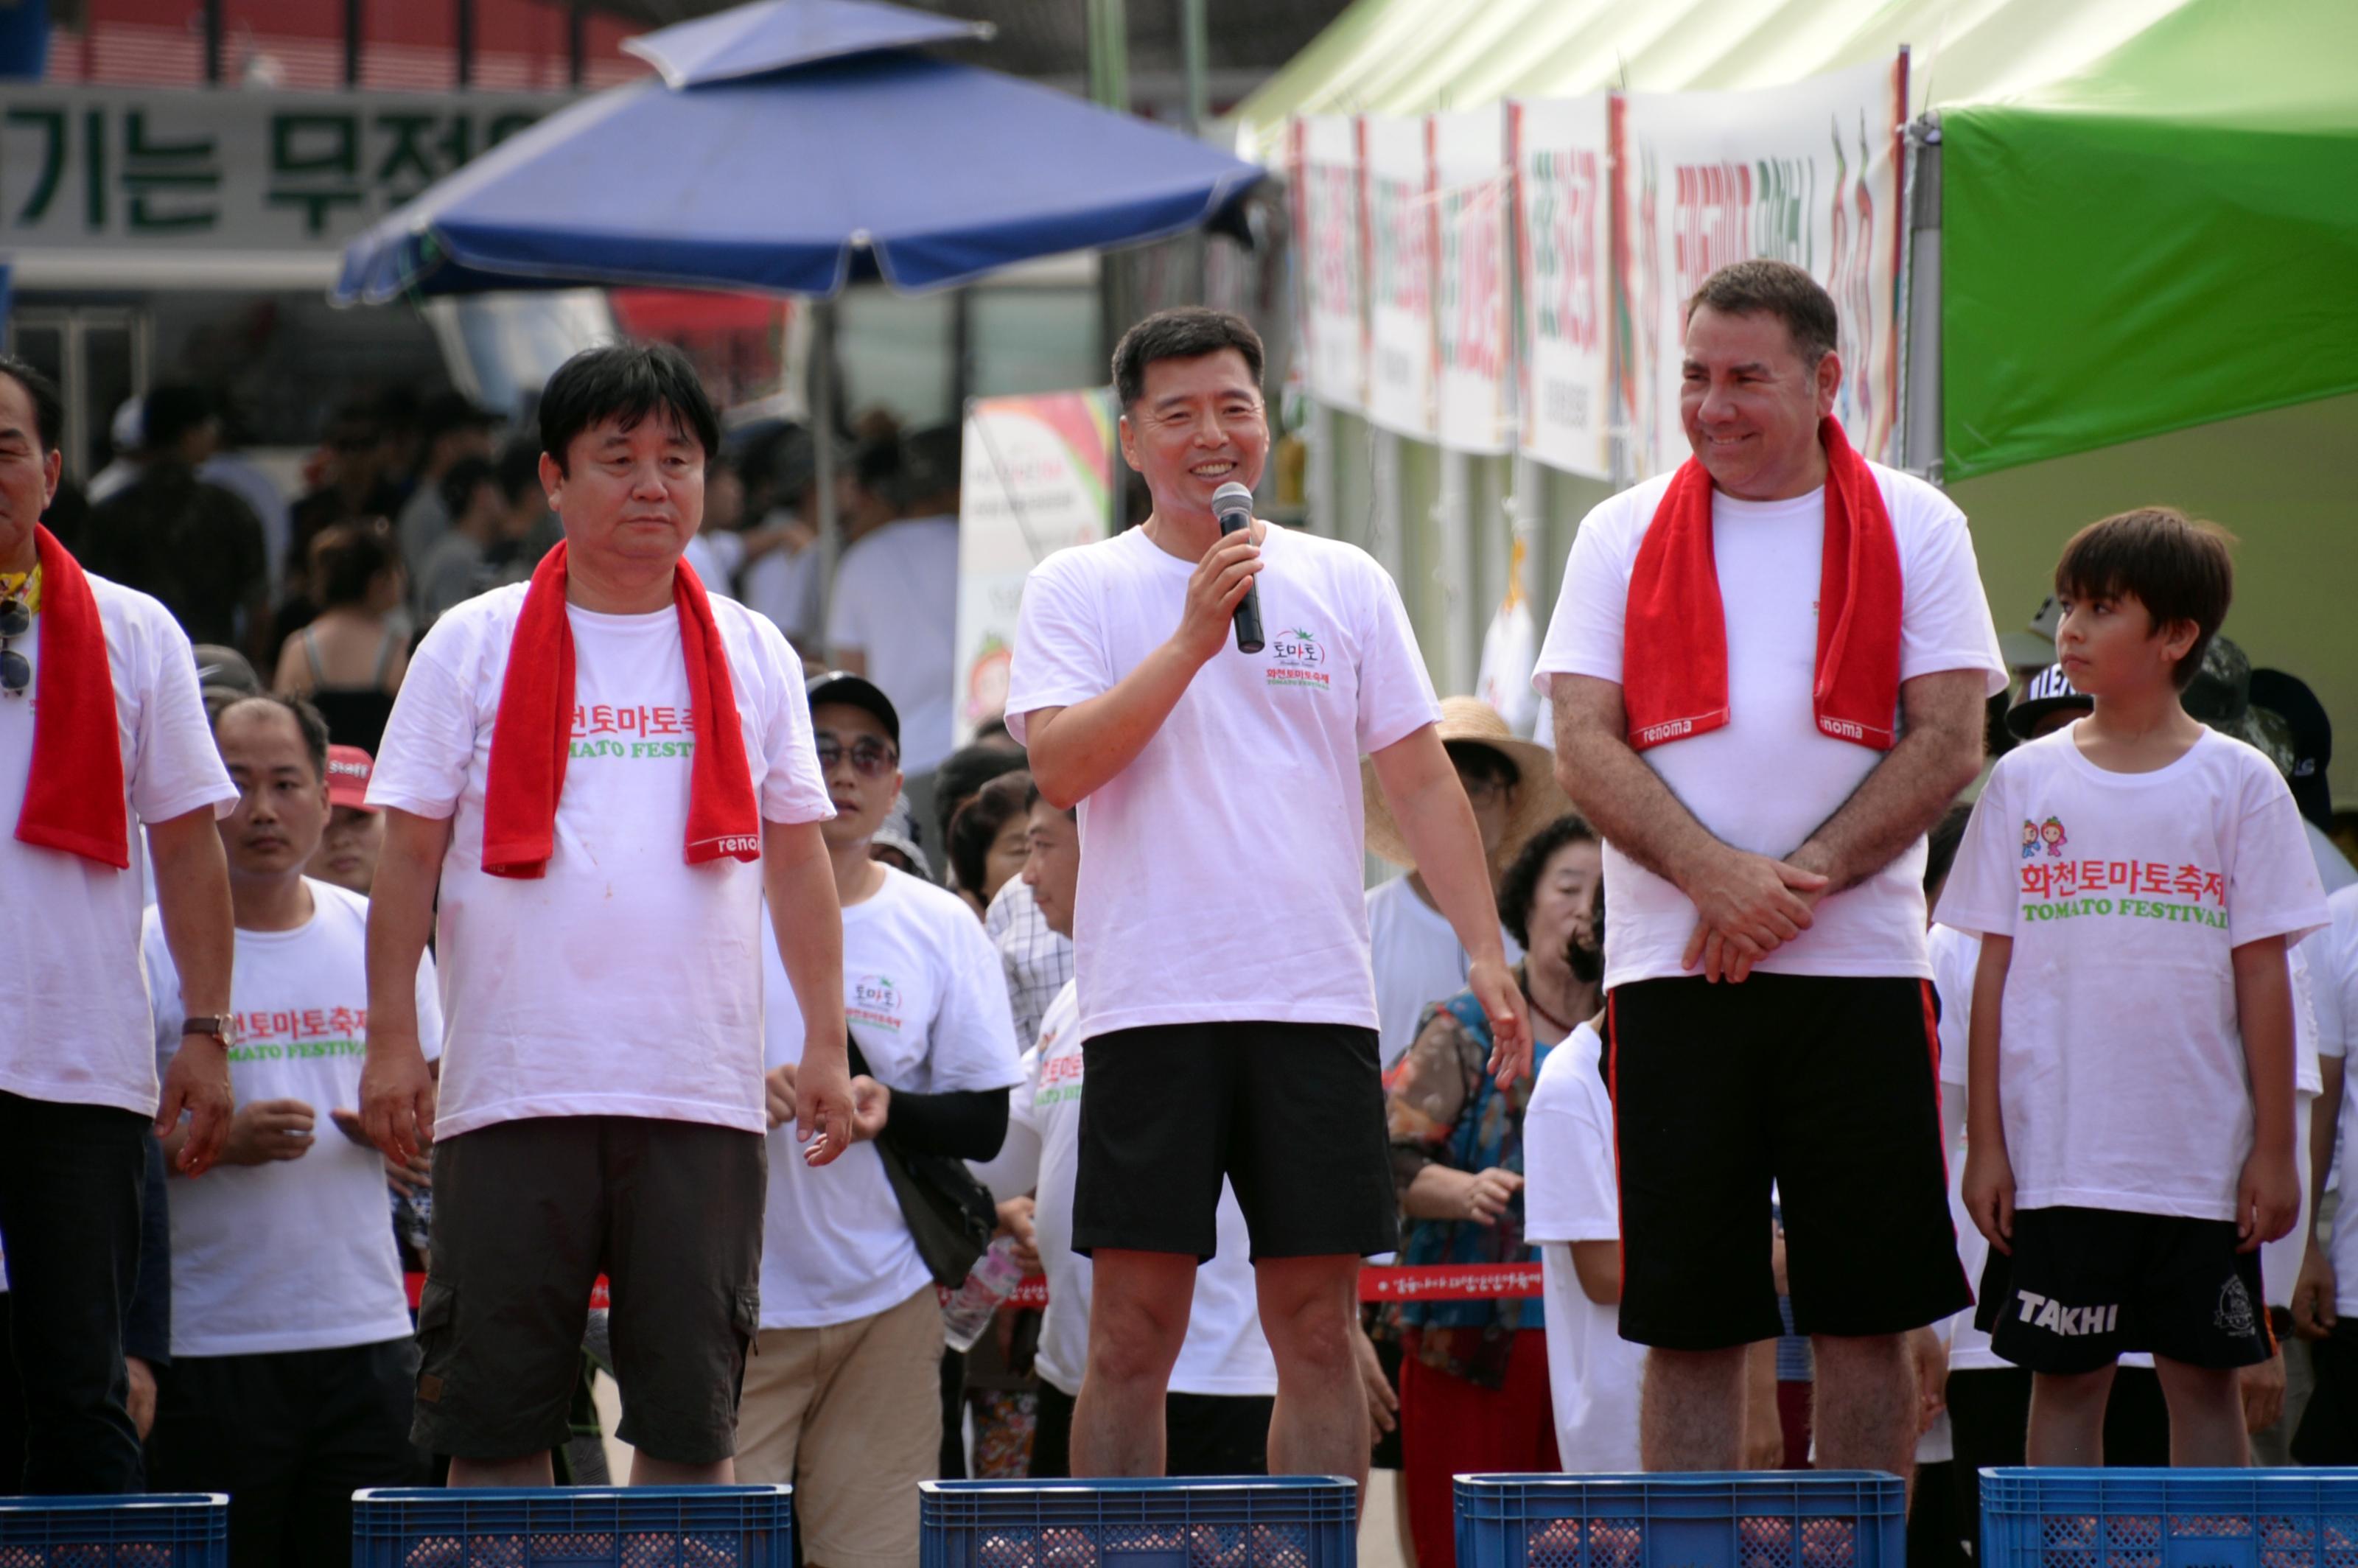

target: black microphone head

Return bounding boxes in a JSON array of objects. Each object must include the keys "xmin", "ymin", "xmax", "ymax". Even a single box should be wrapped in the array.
[{"xmin": 1211, "ymin": 481, "xmax": 1256, "ymax": 522}]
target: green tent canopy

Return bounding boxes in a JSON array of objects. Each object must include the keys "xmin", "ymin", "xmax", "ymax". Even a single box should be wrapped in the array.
[{"xmin": 1941, "ymin": 0, "xmax": 2358, "ymax": 479}]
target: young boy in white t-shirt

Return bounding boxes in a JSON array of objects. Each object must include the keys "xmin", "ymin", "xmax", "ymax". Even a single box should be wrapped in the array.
[{"xmin": 1940, "ymin": 507, "xmax": 2330, "ymax": 1465}]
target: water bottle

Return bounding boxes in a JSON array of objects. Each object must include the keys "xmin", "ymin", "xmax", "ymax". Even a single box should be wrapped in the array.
[{"xmin": 940, "ymin": 1234, "xmax": 1028, "ymax": 1353}]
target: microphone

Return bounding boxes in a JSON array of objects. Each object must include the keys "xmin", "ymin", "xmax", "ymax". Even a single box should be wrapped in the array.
[{"xmin": 1211, "ymin": 480, "xmax": 1265, "ymax": 655}]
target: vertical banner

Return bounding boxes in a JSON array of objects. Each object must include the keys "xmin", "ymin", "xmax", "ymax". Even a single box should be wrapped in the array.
[
  {"xmin": 956, "ymin": 389, "xmax": 1119, "ymax": 743},
  {"xmin": 1296, "ymin": 114, "xmax": 1368, "ymax": 413},
  {"xmin": 1615, "ymin": 56, "xmax": 1907, "ymax": 477},
  {"xmin": 1432, "ymin": 106, "xmax": 1511, "ymax": 455},
  {"xmin": 1361, "ymin": 113, "xmax": 1437, "ymax": 439},
  {"xmin": 1511, "ymin": 94, "xmax": 1612, "ymax": 479}
]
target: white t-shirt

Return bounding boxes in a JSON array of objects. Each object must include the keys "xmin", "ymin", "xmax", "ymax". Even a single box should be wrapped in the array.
[
  {"xmin": 0, "ymin": 574, "xmax": 235, "ymax": 1116},
  {"xmin": 826, "ymin": 517, "xmax": 960, "ymax": 775},
  {"xmin": 755, "ymin": 869, "xmax": 1024, "ymax": 1329},
  {"xmin": 365, "ymin": 583, "xmax": 833, "ymax": 1141},
  {"xmin": 141, "ymin": 881, "xmax": 444, "ymax": 1357},
  {"xmin": 1365, "ymin": 875, "xmax": 1522, "ymax": 1071},
  {"xmin": 1007, "ymin": 525, "xmax": 1441, "ymax": 1044},
  {"xmin": 1936, "ymin": 725, "xmax": 2329, "ymax": 1221},
  {"xmin": 1523, "ymin": 1021, "xmax": 1644, "ymax": 1471},
  {"xmin": 2308, "ymin": 889, "xmax": 2358, "ymax": 1313},
  {"xmin": 682, "ymin": 529, "xmax": 746, "ymax": 599},
  {"xmin": 1532, "ymin": 465, "xmax": 2007, "ymax": 989},
  {"xmin": 973, "ymin": 981, "xmax": 1278, "ymax": 1399},
  {"xmin": 742, "ymin": 533, "xmax": 822, "ymax": 648}
]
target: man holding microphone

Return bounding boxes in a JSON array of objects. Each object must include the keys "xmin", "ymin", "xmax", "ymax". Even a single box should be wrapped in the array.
[{"xmin": 1007, "ymin": 307, "xmax": 1527, "ymax": 1486}]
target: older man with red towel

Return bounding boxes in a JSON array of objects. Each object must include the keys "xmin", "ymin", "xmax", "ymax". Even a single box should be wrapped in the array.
[
  {"xmin": 0, "ymin": 355, "xmax": 239, "ymax": 1493},
  {"xmin": 1536, "ymin": 262, "xmax": 2007, "ymax": 1478},
  {"xmin": 360, "ymin": 343, "xmax": 852, "ymax": 1487}
]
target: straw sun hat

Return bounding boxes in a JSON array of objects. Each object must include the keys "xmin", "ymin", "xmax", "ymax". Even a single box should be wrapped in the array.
[{"xmin": 1362, "ymin": 696, "xmax": 1571, "ymax": 872}]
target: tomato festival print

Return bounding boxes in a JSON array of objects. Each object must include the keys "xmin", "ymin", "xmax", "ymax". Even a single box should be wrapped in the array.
[
  {"xmin": 567, "ymin": 703, "xmax": 696, "ymax": 760},
  {"xmin": 2018, "ymin": 849, "xmax": 2231, "ymax": 930},
  {"xmin": 228, "ymin": 1006, "xmax": 366, "ymax": 1063},
  {"xmin": 1266, "ymin": 626, "xmax": 1332, "ymax": 692},
  {"xmin": 848, "ymin": 973, "xmax": 905, "ymax": 1033}
]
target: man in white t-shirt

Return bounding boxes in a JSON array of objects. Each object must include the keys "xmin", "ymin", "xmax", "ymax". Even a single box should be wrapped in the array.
[
  {"xmin": 828, "ymin": 425, "xmax": 962, "ymax": 782},
  {"xmin": 1007, "ymin": 308, "xmax": 1527, "ymax": 1484},
  {"xmin": 735, "ymin": 671, "xmax": 1021, "ymax": 1567},
  {"xmin": 0, "ymin": 356, "xmax": 239, "ymax": 1494},
  {"xmin": 143, "ymin": 693, "xmax": 441, "ymax": 1563},
  {"xmin": 975, "ymin": 782, "xmax": 1281, "ymax": 1476},
  {"xmin": 360, "ymin": 344, "xmax": 850, "ymax": 1488},
  {"xmin": 2291, "ymin": 884, "xmax": 2358, "ymax": 1460},
  {"xmin": 1535, "ymin": 261, "xmax": 2005, "ymax": 1477}
]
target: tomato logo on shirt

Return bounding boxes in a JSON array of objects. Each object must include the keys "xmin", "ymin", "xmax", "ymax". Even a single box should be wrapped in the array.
[
  {"xmin": 848, "ymin": 973, "xmax": 904, "ymax": 1032},
  {"xmin": 1266, "ymin": 626, "xmax": 1333, "ymax": 692}
]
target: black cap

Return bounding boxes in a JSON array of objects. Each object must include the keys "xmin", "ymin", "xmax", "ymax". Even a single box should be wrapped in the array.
[
  {"xmin": 2006, "ymin": 662, "xmax": 2093, "ymax": 741},
  {"xmin": 2251, "ymin": 668, "xmax": 2333, "ymax": 830},
  {"xmin": 806, "ymin": 671, "xmax": 898, "ymax": 746}
]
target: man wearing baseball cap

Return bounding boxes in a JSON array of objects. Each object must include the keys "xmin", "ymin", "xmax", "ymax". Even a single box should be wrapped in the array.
[
  {"xmin": 308, "ymin": 745, "xmax": 385, "ymax": 896},
  {"xmin": 736, "ymin": 671, "xmax": 1021, "ymax": 1568}
]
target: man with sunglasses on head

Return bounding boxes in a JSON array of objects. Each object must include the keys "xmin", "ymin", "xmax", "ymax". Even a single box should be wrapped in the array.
[
  {"xmin": 0, "ymin": 354, "xmax": 239, "ymax": 1492},
  {"xmin": 736, "ymin": 671, "xmax": 1021, "ymax": 1568},
  {"xmin": 360, "ymin": 343, "xmax": 852, "ymax": 1488}
]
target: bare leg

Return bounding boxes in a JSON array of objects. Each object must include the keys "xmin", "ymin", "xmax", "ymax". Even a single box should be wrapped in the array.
[
  {"xmin": 2026, "ymin": 1366, "xmax": 2116, "ymax": 1466},
  {"xmin": 2153, "ymin": 1356, "xmax": 2249, "ymax": 1466},
  {"xmin": 1641, "ymin": 1348, "xmax": 1747, "ymax": 1471},
  {"xmin": 448, "ymin": 1453, "xmax": 556, "ymax": 1487},
  {"xmin": 1255, "ymin": 1256, "xmax": 1369, "ymax": 1488},
  {"xmin": 1812, "ymin": 1334, "xmax": 1917, "ymax": 1486},
  {"xmin": 631, "ymin": 1454, "xmax": 733, "ymax": 1485},
  {"xmin": 1072, "ymin": 1249, "xmax": 1196, "ymax": 1476}
]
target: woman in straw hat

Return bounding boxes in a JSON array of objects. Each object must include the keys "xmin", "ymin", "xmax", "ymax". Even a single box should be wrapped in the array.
[{"xmin": 1362, "ymin": 696, "xmax": 1572, "ymax": 1071}]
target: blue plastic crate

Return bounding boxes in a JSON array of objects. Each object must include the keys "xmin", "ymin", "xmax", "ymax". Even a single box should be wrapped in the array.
[
  {"xmin": 919, "ymin": 1477, "xmax": 1357, "ymax": 1568},
  {"xmin": 1454, "ymin": 1472, "xmax": 1906, "ymax": 1568},
  {"xmin": 349, "ymin": 1485, "xmax": 792, "ymax": 1568},
  {"xmin": 0, "ymin": 1492, "xmax": 227, "ymax": 1567},
  {"xmin": 1979, "ymin": 1468, "xmax": 2358, "ymax": 1568}
]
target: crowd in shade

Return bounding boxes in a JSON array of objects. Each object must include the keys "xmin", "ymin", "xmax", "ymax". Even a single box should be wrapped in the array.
[{"xmin": 1, "ymin": 269, "xmax": 2356, "ymax": 1568}]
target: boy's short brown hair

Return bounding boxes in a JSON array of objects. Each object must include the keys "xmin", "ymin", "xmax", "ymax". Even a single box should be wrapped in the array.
[{"xmin": 2054, "ymin": 507, "xmax": 2236, "ymax": 689}]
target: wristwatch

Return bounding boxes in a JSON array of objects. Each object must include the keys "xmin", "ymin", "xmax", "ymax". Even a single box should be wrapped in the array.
[{"xmin": 181, "ymin": 1015, "xmax": 234, "ymax": 1046}]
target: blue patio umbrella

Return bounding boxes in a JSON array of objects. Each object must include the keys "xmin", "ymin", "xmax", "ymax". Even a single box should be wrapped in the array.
[{"xmin": 333, "ymin": 0, "xmax": 1267, "ymax": 303}]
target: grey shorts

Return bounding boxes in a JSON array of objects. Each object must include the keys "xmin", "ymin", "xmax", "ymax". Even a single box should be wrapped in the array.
[{"xmin": 413, "ymin": 1115, "xmax": 766, "ymax": 1464}]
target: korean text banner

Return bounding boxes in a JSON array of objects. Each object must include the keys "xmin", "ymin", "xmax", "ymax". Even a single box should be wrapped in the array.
[
  {"xmin": 1615, "ymin": 57, "xmax": 1906, "ymax": 479},
  {"xmin": 1361, "ymin": 112, "xmax": 1436, "ymax": 440},
  {"xmin": 1432, "ymin": 105, "xmax": 1510, "ymax": 455},
  {"xmin": 0, "ymin": 85, "xmax": 550, "ymax": 252},
  {"xmin": 1511, "ymin": 93, "xmax": 1611, "ymax": 479},
  {"xmin": 1295, "ymin": 114, "xmax": 1366, "ymax": 414},
  {"xmin": 957, "ymin": 390, "xmax": 1118, "ymax": 744}
]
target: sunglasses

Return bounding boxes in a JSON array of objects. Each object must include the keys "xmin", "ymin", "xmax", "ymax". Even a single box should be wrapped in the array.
[
  {"xmin": 0, "ymin": 596, "xmax": 27, "ymax": 699},
  {"xmin": 814, "ymin": 734, "xmax": 898, "ymax": 778}
]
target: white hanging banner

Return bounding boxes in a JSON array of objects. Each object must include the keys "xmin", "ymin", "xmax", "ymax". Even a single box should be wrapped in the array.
[
  {"xmin": 1432, "ymin": 106, "xmax": 1511, "ymax": 455},
  {"xmin": 1615, "ymin": 55, "xmax": 1908, "ymax": 478},
  {"xmin": 1361, "ymin": 113, "xmax": 1437, "ymax": 440},
  {"xmin": 1295, "ymin": 114, "xmax": 1368, "ymax": 414},
  {"xmin": 1510, "ymin": 94, "xmax": 1612, "ymax": 480}
]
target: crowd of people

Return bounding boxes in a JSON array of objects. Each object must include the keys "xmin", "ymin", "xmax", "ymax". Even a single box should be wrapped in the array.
[{"xmin": 1, "ymin": 264, "xmax": 2355, "ymax": 1568}]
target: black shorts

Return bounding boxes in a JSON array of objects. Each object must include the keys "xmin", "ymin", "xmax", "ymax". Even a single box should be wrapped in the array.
[
  {"xmin": 1073, "ymin": 1021, "xmax": 1396, "ymax": 1260},
  {"xmin": 1607, "ymin": 973, "xmax": 1970, "ymax": 1350},
  {"xmin": 414, "ymin": 1115, "xmax": 766, "ymax": 1464},
  {"xmin": 1031, "ymin": 1382, "xmax": 1275, "ymax": 1478},
  {"xmin": 1973, "ymin": 1205, "xmax": 2272, "ymax": 1374}
]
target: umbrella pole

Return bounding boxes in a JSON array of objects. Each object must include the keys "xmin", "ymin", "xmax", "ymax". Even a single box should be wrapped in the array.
[{"xmin": 813, "ymin": 298, "xmax": 841, "ymax": 631}]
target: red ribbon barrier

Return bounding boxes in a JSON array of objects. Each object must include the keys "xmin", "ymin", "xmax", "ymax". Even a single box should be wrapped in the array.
[{"xmin": 402, "ymin": 1262, "xmax": 1542, "ymax": 1312}]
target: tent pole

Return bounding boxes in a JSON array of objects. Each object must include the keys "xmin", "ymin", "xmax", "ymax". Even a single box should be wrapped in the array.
[
  {"xmin": 1900, "ymin": 118, "xmax": 1944, "ymax": 482},
  {"xmin": 1180, "ymin": 0, "xmax": 1209, "ymax": 301},
  {"xmin": 813, "ymin": 299, "xmax": 842, "ymax": 623}
]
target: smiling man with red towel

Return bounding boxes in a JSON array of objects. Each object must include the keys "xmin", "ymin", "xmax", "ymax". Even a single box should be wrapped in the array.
[
  {"xmin": 1535, "ymin": 262, "xmax": 2007, "ymax": 1480},
  {"xmin": 358, "ymin": 343, "xmax": 851, "ymax": 1488},
  {"xmin": 0, "ymin": 355, "xmax": 239, "ymax": 1494}
]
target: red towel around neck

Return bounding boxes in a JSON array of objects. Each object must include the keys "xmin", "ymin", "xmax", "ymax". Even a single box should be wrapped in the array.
[
  {"xmin": 13, "ymin": 526, "xmax": 131, "ymax": 869},
  {"xmin": 1621, "ymin": 416, "xmax": 1903, "ymax": 754},
  {"xmin": 480, "ymin": 542, "xmax": 760, "ymax": 879}
]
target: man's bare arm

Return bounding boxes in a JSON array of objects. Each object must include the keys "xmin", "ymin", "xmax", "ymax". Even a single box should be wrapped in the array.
[
  {"xmin": 1788, "ymin": 668, "xmax": 1987, "ymax": 893},
  {"xmin": 360, "ymin": 808, "xmax": 449, "ymax": 1162},
  {"xmin": 765, "ymin": 817, "xmax": 853, "ymax": 1163},
  {"xmin": 149, "ymin": 806, "xmax": 235, "ymax": 1172},
  {"xmin": 1551, "ymin": 673, "xmax": 1824, "ymax": 977}
]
